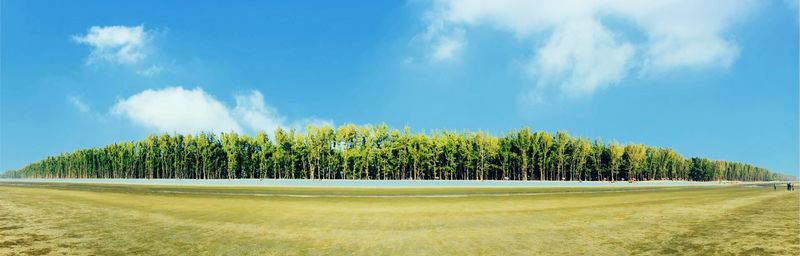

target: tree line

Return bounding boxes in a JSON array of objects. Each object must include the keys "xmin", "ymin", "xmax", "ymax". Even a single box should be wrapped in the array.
[{"xmin": 1, "ymin": 124, "xmax": 790, "ymax": 181}]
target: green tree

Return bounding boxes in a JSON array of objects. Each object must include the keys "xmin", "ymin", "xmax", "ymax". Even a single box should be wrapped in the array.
[
  {"xmin": 608, "ymin": 142, "xmax": 624, "ymax": 182},
  {"xmin": 623, "ymin": 144, "xmax": 646, "ymax": 182}
]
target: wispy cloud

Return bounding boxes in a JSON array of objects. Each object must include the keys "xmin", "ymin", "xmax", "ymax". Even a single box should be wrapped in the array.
[
  {"xmin": 419, "ymin": 15, "xmax": 466, "ymax": 62},
  {"xmin": 112, "ymin": 87, "xmax": 332, "ymax": 135},
  {"xmin": 785, "ymin": 0, "xmax": 799, "ymax": 12},
  {"xmin": 72, "ymin": 25, "xmax": 169, "ymax": 77},
  {"xmin": 73, "ymin": 25, "xmax": 148, "ymax": 65},
  {"xmin": 420, "ymin": 0, "xmax": 758, "ymax": 100},
  {"xmin": 67, "ymin": 96, "xmax": 90, "ymax": 113},
  {"xmin": 135, "ymin": 65, "xmax": 163, "ymax": 77},
  {"xmin": 431, "ymin": 33, "xmax": 464, "ymax": 62},
  {"xmin": 233, "ymin": 90, "xmax": 285, "ymax": 134}
]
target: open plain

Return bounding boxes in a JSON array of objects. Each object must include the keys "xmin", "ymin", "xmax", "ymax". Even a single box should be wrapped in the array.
[{"xmin": 0, "ymin": 181, "xmax": 797, "ymax": 255}]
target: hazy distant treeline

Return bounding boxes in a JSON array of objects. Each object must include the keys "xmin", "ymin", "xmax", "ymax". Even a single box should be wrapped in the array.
[{"xmin": 2, "ymin": 124, "xmax": 789, "ymax": 181}]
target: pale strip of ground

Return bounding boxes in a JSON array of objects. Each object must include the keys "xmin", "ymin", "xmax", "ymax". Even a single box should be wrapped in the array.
[
  {"xmin": 0, "ymin": 181, "xmax": 705, "ymax": 198},
  {"xmin": 0, "ymin": 178, "xmax": 781, "ymax": 188},
  {"xmin": 0, "ymin": 182, "xmax": 797, "ymax": 255}
]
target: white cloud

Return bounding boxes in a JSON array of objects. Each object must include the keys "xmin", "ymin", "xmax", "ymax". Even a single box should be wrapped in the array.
[
  {"xmin": 421, "ymin": 0, "xmax": 757, "ymax": 98},
  {"xmin": 233, "ymin": 90, "xmax": 286, "ymax": 135},
  {"xmin": 232, "ymin": 90, "xmax": 334, "ymax": 134},
  {"xmin": 423, "ymin": 24, "xmax": 466, "ymax": 62},
  {"xmin": 533, "ymin": 18, "xmax": 634, "ymax": 96},
  {"xmin": 431, "ymin": 35, "xmax": 464, "ymax": 62},
  {"xmin": 135, "ymin": 65, "xmax": 163, "ymax": 77},
  {"xmin": 73, "ymin": 25, "xmax": 148, "ymax": 65},
  {"xmin": 419, "ymin": 11, "xmax": 467, "ymax": 62},
  {"xmin": 112, "ymin": 87, "xmax": 331, "ymax": 135},
  {"xmin": 607, "ymin": 1, "xmax": 749, "ymax": 72},
  {"xmin": 68, "ymin": 96, "xmax": 90, "ymax": 113},
  {"xmin": 112, "ymin": 87, "xmax": 242, "ymax": 134}
]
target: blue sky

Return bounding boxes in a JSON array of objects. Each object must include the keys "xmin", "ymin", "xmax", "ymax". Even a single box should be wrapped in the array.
[{"xmin": 1, "ymin": 0, "xmax": 798, "ymax": 175}]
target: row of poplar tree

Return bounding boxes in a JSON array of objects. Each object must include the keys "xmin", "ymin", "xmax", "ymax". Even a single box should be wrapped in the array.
[{"xmin": 2, "ymin": 124, "xmax": 788, "ymax": 181}]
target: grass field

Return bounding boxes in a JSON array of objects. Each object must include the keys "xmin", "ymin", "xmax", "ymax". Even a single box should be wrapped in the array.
[{"xmin": 0, "ymin": 182, "xmax": 798, "ymax": 255}]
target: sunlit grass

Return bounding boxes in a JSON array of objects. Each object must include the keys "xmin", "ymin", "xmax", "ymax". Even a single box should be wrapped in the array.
[{"xmin": 0, "ymin": 183, "xmax": 797, "ymax": 255}]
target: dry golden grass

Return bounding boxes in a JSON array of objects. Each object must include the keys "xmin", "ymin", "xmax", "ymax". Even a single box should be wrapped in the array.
[{"xmin": 0, "ymin": 183, "xmax": 797, "ymax": 255}]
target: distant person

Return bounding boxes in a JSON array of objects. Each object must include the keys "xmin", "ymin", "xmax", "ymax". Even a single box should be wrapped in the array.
[
  {"xmin": 788, "ymin": 183, "xmax": 792, "ymax": 191},
  {"xmin": 774, "ymin": 183, "xmax": 777, "ymax": 190}
]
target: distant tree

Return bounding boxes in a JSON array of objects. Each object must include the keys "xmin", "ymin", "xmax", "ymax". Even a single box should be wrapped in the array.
[
  {"xmin": 537, "ymin": 132, "xmax": 554, "ymax": 181},
  {"xmin": 4, "ymin": 124, "xmax": 786, "ymax": 182},
  {"xmin": 623, "ymin": 144, "xmax": 646, "ymax": 182},
  {"xmin": 608, "ymin": 142, "xmax": 624, "ymax": 181}
]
